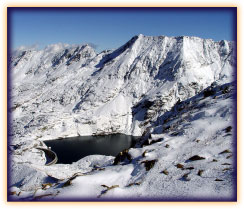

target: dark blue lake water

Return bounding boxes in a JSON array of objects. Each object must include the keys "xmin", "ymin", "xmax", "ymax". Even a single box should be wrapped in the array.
[{"xmin": 44, "ymin": 134, "xmax": 139, "ymax": 164}]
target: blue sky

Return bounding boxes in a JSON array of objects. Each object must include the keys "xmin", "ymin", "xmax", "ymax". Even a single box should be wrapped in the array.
[{"xmin": 9, "ymin": 8, "xmax": 236, "ymax": 52}]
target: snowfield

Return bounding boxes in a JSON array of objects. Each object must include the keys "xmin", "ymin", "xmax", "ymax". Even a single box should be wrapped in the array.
[{"xmin": 8, "ymin": 34, "xmax": 236, "ymax": 201}]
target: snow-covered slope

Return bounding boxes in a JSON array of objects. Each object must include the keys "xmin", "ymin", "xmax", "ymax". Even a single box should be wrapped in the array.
[
  {"xmin": 9, "ymin": 35, "xmax": 236, "ymax": 142},
  {"xmin": 9, "ymin": 81, "xmax": 236, "ymax": 200},
  {"xmin": 8, "ymin": 34, "xmax": 236, "ymax": 201}
]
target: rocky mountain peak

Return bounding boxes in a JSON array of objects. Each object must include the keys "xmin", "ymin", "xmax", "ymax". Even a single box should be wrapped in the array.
[{"xmin": 9, "ymin": 35, "xmax": 235, "ymax": 141}]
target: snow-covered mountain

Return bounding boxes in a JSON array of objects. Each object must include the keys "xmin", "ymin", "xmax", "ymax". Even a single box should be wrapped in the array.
[
  {"xmin": 9, "ymin": 34, "xmax": 236, "ymax": 142},
  {"xmin": 8, "ymin": 34, "xmax": 236, "ymax": 201}
]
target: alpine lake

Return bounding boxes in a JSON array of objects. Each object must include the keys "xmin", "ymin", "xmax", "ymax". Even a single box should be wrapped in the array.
[{"xmin": 44, "ymin": 134, "xmax": 140, "ymax": 164}]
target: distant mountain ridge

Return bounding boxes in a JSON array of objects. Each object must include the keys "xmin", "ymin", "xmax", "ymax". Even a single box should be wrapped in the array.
[{"xmin": 9, "ymin": 34, "xmax": 236, "ymax": 142}]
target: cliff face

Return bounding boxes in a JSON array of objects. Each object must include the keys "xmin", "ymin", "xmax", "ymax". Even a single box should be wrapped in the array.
[{"xmin": 9, "ymin": 35, "xmax": 236, "ymax": 142}]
